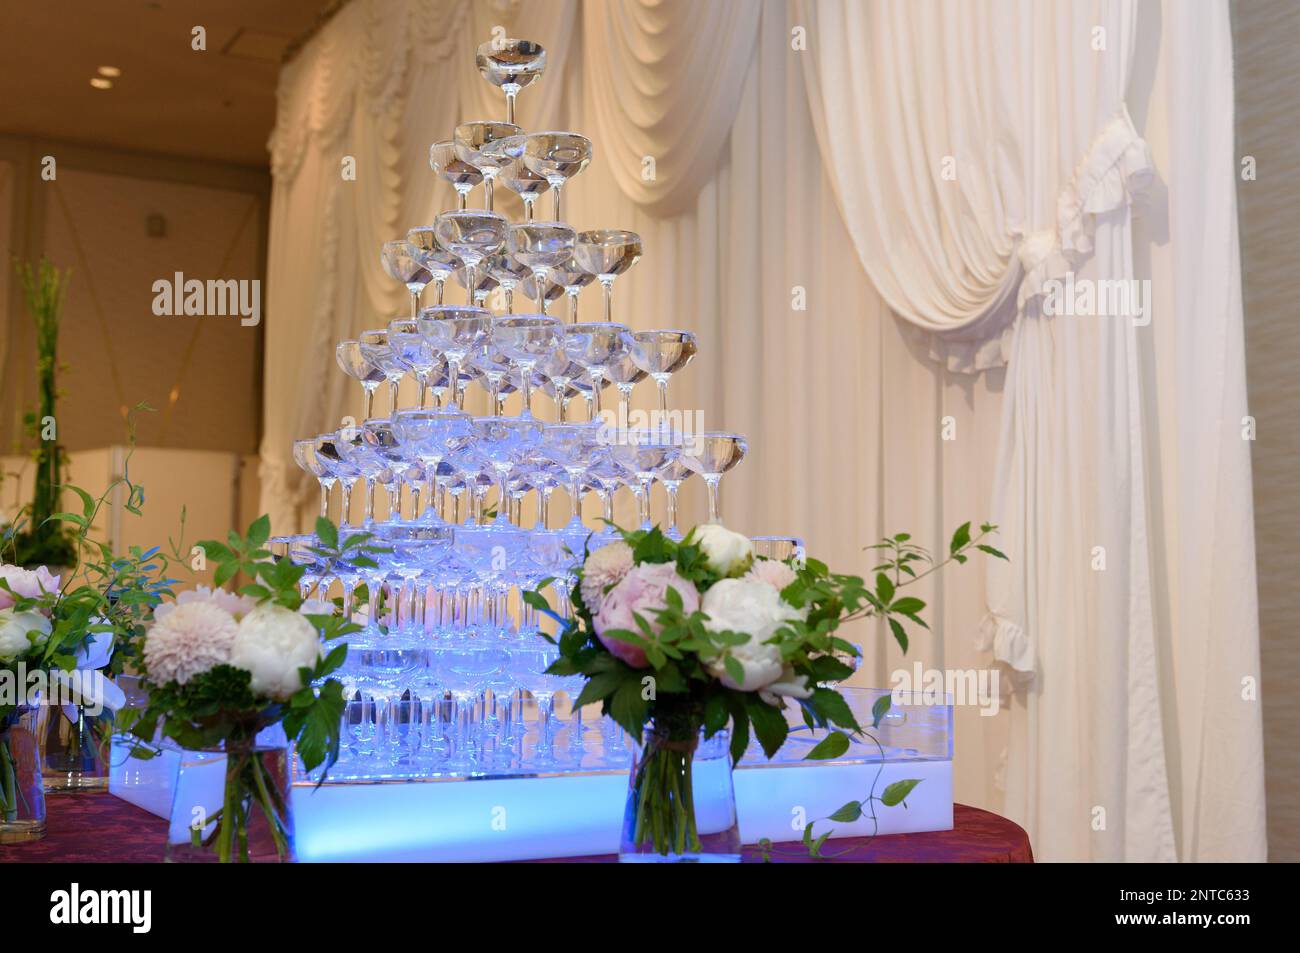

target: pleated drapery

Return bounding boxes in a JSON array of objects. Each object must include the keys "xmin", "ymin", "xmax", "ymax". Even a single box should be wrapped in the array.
[{"xmin": 260, "ymin": 0, "xmax": 1266, "ymax": 861}]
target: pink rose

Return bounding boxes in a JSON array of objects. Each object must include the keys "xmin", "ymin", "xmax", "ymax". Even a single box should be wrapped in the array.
[
  {"xmin": 593, "ymin": 562, "xmax": 700, "ymax": 668},
  {"xmin": 0, "ymin": 564, "xmax": 61, "ymax": 611}
]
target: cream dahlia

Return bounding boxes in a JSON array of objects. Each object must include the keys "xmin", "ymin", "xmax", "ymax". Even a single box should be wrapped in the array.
[
  {"xmin": 154, "ymin": 585, "xmax": 257, "ymax": 624},
  {"xmin": 580, "ymin": 540, "xmax": 635, "ymax": 614},
  {"xmin": 143, "ymin": 601, "xmax": 238, "ymax": 686}
]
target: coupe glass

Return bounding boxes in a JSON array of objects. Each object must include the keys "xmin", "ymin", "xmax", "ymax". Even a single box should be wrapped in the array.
[
  {"xmin": 610, "ymin": 429, "xmax": 680, "ymax": 530},
  {"xmin": 361, "ymin": 418, "xmax": 406, "ymax": 521},
  {"xmin": 493, "ymin": 314, "xmax": 563, "ymax": 417},
  {"xmin": 433, "ymin": 210, "xmax": 508, "ymax": 303},
  {"xmin": 293, "ymin": 438, "xmax": 334, "ymax": 518},
  {"xmin": 537, "ymin": 350, "xmax": 584, "ymax": 422},
  {"xmin": 486, "ymin": 252, "xmax": 530, "ymax": 313},
  {"xmin": 630, "ymin": 330, "xmax": 698, "ymax": 417},
  {"xmin": 381, "ymin": 240, "xmax": 432, "ymax": 318},
  {"xmin": 562, "ymin": 322, "xmax": 631, "ymax": 417},
  {"xmin": 605, "ymin": 353, "xmax": 648, "ymax": 426},
  {"xmin": 429, "ymin": 140, "xmax": 483, "ymax": 210},
  {"xmin": 388, "ymin": 318, "xmax": 444, "ymax": 408},
  {"xmin": 336, "ymin": 340, "xmax": 384, "ymax": 419},
  {"xmin": 392, "ymin": 408, "xmax": 474, "ymax": 523},
  {"xmin": 406, "ymin": 226, "xmax": 458, "ymax": 304},
  {"xmin": 470, "ymin": 416, "xmax": 544, "ymax": 528},
  {"xmin": 454, "ymin": 121, "xmax": 522, "ymax": 211},
  {"xmin": 497, "ymin": 158, "xmax": 549, "ymax": 221},
  {"xmin": 416, "ymin": 306, "xmax": 492, "ymax": 410},
  {"xmin": 475, "ymin": 38, "xmax": 546, "ymax": 124},
  {"xmin": 359, "ymin": 329, "xmax": 410, "ymax": 414},
  {"xmin": 654, "ymin": 458, "xmax": 692, "ymax": 539},
  {"xmin": 540, "ymin": 422, "xmax": 603, "ymax": 530},
  {"xmin": 574, "ymin": 229, "xmax": 642, "ymax": 322},
  {"xmin": 551, "ymin": 256, "xmax": 595, "ymax": 323},
  {"xmin": 314, "ymin": 433, "xmax": 361, "ymax": 526},
  {"xmin": 522, "ymin": 132, "xmax": 592, "ymax": 220},
  {"xmin": 507, "ymin": 222, "xmax": 576, "ymax": 314},
  {"xmin": 679, "ymin": 432, "xmax": 748, "ymax": 523}
]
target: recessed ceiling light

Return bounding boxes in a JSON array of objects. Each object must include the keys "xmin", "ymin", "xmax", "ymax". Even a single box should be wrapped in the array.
[
  {"xmin": 97, "ymin": 65, "xmax": 121, "ymax": 77},
  {"xmin": 90, "ymin": 77, "xmax": 112, "ymax": 89}
]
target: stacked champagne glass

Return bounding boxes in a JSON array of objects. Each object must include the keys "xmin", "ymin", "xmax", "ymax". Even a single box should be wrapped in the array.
[{"xmin": 286, "ymin": 39, "xmax": 782, "ymax": 780}]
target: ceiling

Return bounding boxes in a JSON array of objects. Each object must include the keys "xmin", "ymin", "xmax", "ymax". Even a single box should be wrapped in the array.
[{"xmin": 0, "ymin": 0, "xmax": 335, "ymax": 167}]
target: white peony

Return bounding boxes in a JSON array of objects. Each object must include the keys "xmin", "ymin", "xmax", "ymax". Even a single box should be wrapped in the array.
[
  {"xmin": 700, "ymin": 578, "xmax": 806, "ymax": 693},
  {"xmin": 691, "ymin": 524, "xmax": 754, "ymax": 578},
  {"xmin": 0, "ymin": 609, "xmax": 52, "ymax": 661},
  {"xmin": 230, "ymin": 604, "xmax": 322, "ymax": 700},
  {"xmin": 143, "ymin": 601, "xmax": 238, "ymax": 685},
  {"xmin": 745, "ymin": 557, "xmax": 799, "ymax": 593}
]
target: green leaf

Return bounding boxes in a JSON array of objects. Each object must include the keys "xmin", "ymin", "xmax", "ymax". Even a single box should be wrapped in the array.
[
  {"xmin": 703, "ymin": 692, "xmax": 729, "ymax": 735},
  {"xmin": 889, "ymin": 596, "xmax": 926, "ymax": 615},
  {"xmin": 723, "ymin": 655, "xmax": 746, "ymax": 686},
  {"xmin": 828, "ymin": 801, "xmax": 863, "ymax": 823},
  {"xmin": 805, "ymin": 730, "xmax": 850, "ymax": 760},
  {"xmin": 609, "ymin": 677, "xmax": 650, "ymax": 741},
  {"xmin": 976, "ymin": 543, "xmax": 1008, "ymax": 561},
  {"xmin": 314, "ymin": 517, "xmax": 338, "ymax": 550},
  {"xmin": 246, "ymin": 514, "xmax": 271, "ymax": 548},
  {"xmin": 881, "ymin": 778, "xmax": 922, "ymax": 807},
  {"xmin": 871, "ymin": 693, "xmax": 892, "ymax": 728},
  {"xmin": 810, "ymin": 687, "xmax": 860, "ymax": 732},
  {"xmin": 949, "ymin": 521, "xmax": 972, "ymax": 554},
  {"xmin": 875, "ymin": 572, "xmax": 895, "ymax": 605},
  {"xmin": 744, "ymin": 695, "xmax": 789, "ymax": 760},
  {"xmin": 887, "ymin": 617, "xmax": 909, "ymax": 653}
]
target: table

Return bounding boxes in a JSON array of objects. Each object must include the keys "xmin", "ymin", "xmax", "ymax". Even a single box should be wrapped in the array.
[{"xmin": 1, "ymin": 795, "xmax": 1032, "ymax": 862}]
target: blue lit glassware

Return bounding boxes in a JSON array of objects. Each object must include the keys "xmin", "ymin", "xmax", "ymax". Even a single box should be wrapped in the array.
[
  {"xmin": 391, "ymin": 408, "xmax": 474, "ymax": 523},
  {"xmin": 416, "ymin": 306, "xmax": 491, "ymax": 411},
  {"xmin": 470, "ymin": 416, "xmax": 543, "ymax": 527}
]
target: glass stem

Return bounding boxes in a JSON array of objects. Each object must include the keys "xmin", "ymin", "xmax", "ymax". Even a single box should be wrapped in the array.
[
  {"xmin": 409, "ymin": 289, "xmax": 420, "ymax": 318},
  {"xmin": 365, "ymin": 480, "xmax": 376, "ymax": 522},
  {"xmin": 551, "ymin": 183, "xmax": 562, "ymax": 221},
  {"xmin": 519, "ymin": 363, "xmax": 535, "ymax": 416},
  {"xmin": 656, "ymin": 376, "xmax": 669, "ymax": 417},
  {"xmin": 534, "ymin": 269, "xmax": 548, "ymax": 313},
  {"xmin": 505, "ymin": 287, "xmax": 514, "ymax": 313},
  {"xmin": 457, "ymin": 189, "xmax": 468, "ymax": 211},
  {"xmin": 484, "ymin": 176, "xmax": 494, "ymax": 211},
  {"xmin": 340, "ymin": 482, "xmax": 354, "ymax": 526},
  {"xmin": 388, "ymin": 379, "xmax": 400, "ymax": 415},
  {"xmin": 364, "ymin": 385, "xmax": 375, "ymax": 419},
  {"xmin": 505, "ymin": 89, "xmax": 517, "ymax": 125},
  {"xmin": 318, "ymin": 482, "xmax": 330, "ymax": 519},
  {"xmin": 601, "ymin": 278, "xmax": 613, "ymax": 322},
  {"xmin": 447, "ymin": 359, "xmax": 462, "ymax": 408},
  {"xmin": 638, "ymin": 477, "xmax": 653, "ymax": 528},
  {"xmin": 704, "ymin": 475, "xmax": 721, "ymax": 523},
  {"xmin": 665, "ymin": 482, "xmax": 680, "ymax": 535},
  {"xmin": 524, "ymin": 197, "xmax": 535, "ymax": 222},
  {"xmin": 589, "ymin": 372, "xmax": 605, "ymax": 416},
  {"xmin": 568, "ymin": 290, "xmax": 579, "ymax": 323}
]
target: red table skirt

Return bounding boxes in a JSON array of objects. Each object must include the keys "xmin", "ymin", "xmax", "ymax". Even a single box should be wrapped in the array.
[{"xmin": 2, "ymin": 794, "xmax": 1032, "ymax": 863}]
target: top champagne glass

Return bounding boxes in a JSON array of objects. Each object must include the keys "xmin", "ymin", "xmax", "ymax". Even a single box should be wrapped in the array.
[{"xmin": 475, "ymin": 38, "xmax": 546, "ymax": 124}]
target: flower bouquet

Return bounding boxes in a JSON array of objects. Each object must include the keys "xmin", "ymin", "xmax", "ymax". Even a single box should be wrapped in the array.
[
  {"xmin": 529, "ymin": 521, "xmax": 1004, "ymax": 861},
  {"xmin": 120, "ymin": 516, "xmax": 379, "ymax": 863}
]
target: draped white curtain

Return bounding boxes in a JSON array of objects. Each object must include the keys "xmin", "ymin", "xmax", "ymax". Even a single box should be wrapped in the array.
[{"xmin": 261, "ymin": 0, "xmax": 1265, "ymax": 860}]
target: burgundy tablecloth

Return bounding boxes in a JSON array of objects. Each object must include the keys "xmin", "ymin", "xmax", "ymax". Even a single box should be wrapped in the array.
[{"xmin": 2, "ymin": 795, "xmax": 1032, "ymax": 863}]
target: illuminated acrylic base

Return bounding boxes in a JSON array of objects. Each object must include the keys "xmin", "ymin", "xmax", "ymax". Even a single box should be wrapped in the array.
[{"xmin": 110, "ymin": 690, "xmax": 953, "ymax": 862}]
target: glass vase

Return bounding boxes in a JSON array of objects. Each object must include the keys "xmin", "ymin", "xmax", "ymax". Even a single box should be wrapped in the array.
[
  {"xmin": 619, "ymin": 726, "xmax": 741, "ymax": 863},
  {"xmin": 165, "ymin": 744, "xmax": 295, "ymax": 863},
  {"xmin": 0, "ymin": 706, "xmax": 46, "ymax": 844},
  {"xmin": 39, "ymin": 704, "xmax": 114, "ymax": 793}
]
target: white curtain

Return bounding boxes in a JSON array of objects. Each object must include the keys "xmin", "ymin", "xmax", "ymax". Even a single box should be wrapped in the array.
[
  {"xmin": 797, "ymin": 0, "xmax": 1264, "ymax": 861},
  {"xmin": 261, "ymin": 0, "xmax": 1265, "ymax": 861}
]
